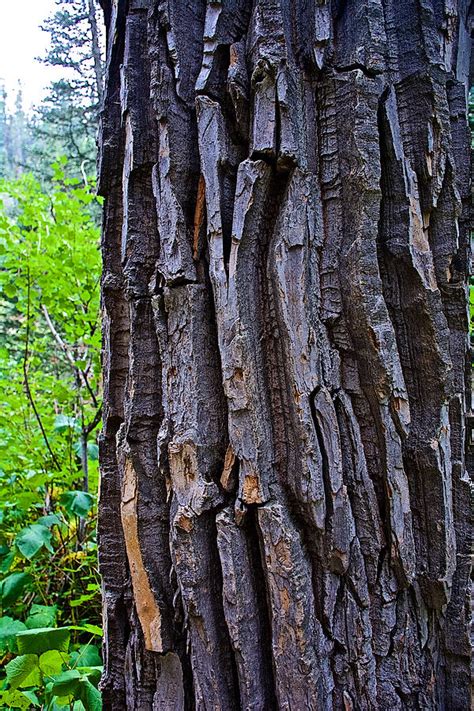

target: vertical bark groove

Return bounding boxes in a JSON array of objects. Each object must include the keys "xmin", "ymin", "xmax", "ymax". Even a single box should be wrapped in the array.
[{"xmin": 99, "ymin": 1, "xmax": 471, "ymax": 708}]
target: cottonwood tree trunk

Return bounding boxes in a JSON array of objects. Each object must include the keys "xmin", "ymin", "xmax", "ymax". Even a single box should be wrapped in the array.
[{"xmin": 97, "ymin": 1, "xmax": 472, "ymax": 708}]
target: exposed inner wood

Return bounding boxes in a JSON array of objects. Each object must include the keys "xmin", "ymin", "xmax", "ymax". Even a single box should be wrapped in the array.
[{"xmin": 120, "ymin": 458, "xmax": 163, "ymax": 654}]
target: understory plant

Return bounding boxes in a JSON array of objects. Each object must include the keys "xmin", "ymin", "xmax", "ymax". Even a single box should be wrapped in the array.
[{"xmin": 0, "ymin": 162, "xmax": 102, "ymax": 709}]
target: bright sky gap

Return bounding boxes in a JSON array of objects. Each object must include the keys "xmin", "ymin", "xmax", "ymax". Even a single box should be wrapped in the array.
[{"xmin": 0, "ymin": 0, "xmax": 64, "ymax": 111}]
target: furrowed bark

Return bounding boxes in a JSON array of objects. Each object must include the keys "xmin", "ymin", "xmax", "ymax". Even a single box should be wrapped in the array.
[{"xmin": 98, "ymin": 1, "xmax": 472, "ymax": 708}]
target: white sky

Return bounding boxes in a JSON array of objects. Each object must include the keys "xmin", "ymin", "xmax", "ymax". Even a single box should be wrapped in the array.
[{"xmin": 0, "ymin": 0, "xmax": 63, "ymax": 112}]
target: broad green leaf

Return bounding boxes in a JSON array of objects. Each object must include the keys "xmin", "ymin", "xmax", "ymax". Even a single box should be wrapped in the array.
[
  {"xmin": 1, "ymin": 572, "xmax": 32, "ymax": 607},
  {"xmin": 49, "ymin": 669, "xmax": 81, "ymax": 697},
  {"xmin": 60, "ymin": 491, "xmax": 94, "ymax": 518},
  {"xmin": 0, "ymin": 551, "xmax": 15, "ymax": 574},
  {"xmin": 39, "ymin": 649, "xmax": 66, "ymax": 677},
  {"xmin": 72, "ymin": 441, "xmax": 100, "ymax": 462},
  {"xmin": 77, "ymin": 677, "xmax": 102, "ymax": 711},
  {"xmin": 70, "ymin": 643, "xmax": 101, "ymax": 668},
  {"xmin": 54, "ymin": 415, "xmax": 80, "ymax": 433},
  {"xmin": 0, "ymin": 616, "xmax": 27, "ymax": 654},
  {"xmin": 20, "ymin": 688, "xmax": 41, "ymax": 707},
  {"xmin": 69, "ymin": 624, "xmax": 102, "ymax": 637},
  {"xmin": 26, "ymin": 603, "xmax": 58, "ymax": 629},
  {"xmin": 15, "ymin": 524, "xmax": 53, "ymax": 559},
  {"xmin": 87, "ymin": 443, "xmax": 99, "ymax": 461},
  {"xmin": 54, "ymin": 696, "xmax": 79, "ymax": 708},
  {"xmin": 37, "ymin": 514, "xmax": 62, "ymax": 528},
  {"xmin": 0, "ymin": 689, "xmax": 34, "ymax": 710},
  {"xmin": 77, "ymin": 666, "xmax": 102, "ymax": 685},
  {"xmin": 9, "ymin": 492, "xmax": 38, "ymax": 512},
  {"xmin": 16, "ymin": 626, "xmax": 70, "ymax": 655},
  {"xmin": 3, "ymin": 282, "xmax": 16, "ymax": 298},
  {"xmin": 5, "ymin": 653, "xmax": 41, "ymax": 690}
]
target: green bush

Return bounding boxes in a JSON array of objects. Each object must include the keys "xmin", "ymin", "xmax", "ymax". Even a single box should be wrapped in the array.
[{"xmin": 0, "ymin": 163, "xmax": 102, "ymax": 709}]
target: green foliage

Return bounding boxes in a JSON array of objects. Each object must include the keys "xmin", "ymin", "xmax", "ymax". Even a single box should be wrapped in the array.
[
  {"xmin": 0, "ymin": 625, "xmax": 102, "ymax": 709},
  {"xmin": 0, "ymin": 166, "xmax": 102, "ymax": 708}
]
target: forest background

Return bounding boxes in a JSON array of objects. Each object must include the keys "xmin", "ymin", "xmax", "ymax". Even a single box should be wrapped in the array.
[
  {"xmin": 0, "ymin": 1, "xmax": 105, "ymax": 708},
  {"xmin": 0, "ymin": 2, "xmax": 472, "ymax": 709}
]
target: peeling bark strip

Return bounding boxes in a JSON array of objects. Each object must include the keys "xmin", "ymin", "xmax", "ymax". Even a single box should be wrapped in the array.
[
  {"xmin": 98, "ymin": 1, "xmax": 471, "ymax": 709},
  {"xmin": 120, "ymin": 456, "xmax": 163, "ymax": 653}
]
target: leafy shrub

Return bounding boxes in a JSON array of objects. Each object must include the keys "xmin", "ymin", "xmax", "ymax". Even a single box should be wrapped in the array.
[{"xmin": 0, "ymin": 164, "xmax": 102, "ymax": 709}]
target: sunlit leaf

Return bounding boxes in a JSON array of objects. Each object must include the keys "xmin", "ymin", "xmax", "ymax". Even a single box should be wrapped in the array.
[
  {"xmin": 5, "ymin": 653, "xmax": 41, "ymax": 690},
  {"xmin": 16, "ymin": 626, "xmax": 70, "ymax": 655},
  {"xmin": 39, "ymin": 649, "xmax": 67, "ymax": 677},
  {"xmin": 15, "ymin": 524, "xmax": 54, "ymax": 559}
]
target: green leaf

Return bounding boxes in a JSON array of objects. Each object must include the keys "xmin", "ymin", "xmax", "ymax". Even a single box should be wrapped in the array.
[
  {"xmin": 68, "ymin": 624, "xmax": 102, "ymax": 637},
  {"xmin": 87, "ymin": 443, "xmax": 99, "ymax": 461},
  {"xmin": 0, "ymin": 689, "xmax": 35, "ymax": 710},
  {"xmin": 5, "ymin": 653, "xmax": 41, "ymax": 690},
  {"xmin": 60, "ymin": 491, "xmax": 94, "ymax": 518},
  {"xmin": 53, "ymin": 696, "xmax": 82, "ymax": 708},
  {"xmin": 3, "ymin": 282, "xmax": 16, "ymax": 298},
  {"xmin": 0, "ymin": 551, "xmax": 15, "ymax": 574},
  {"xmin": 16, "ymin": 626, "xmax": 70, "ymax": 655},
  {"xmin": 54, "ymin": 415, "xmax": 80, "ymax": 433},
  {"xmin": 70, "ymin": 643, "xmax": 101, "ymax": 668},
  {"xmin": 0, "ymin": 616, "xmax": 27, "ymax": 654},
  {"xmin": 77, "ymin": 677, "xmax": 102, "ymax": 711},
  {"xmin": 49, "ymin": 669, "xmax": 81, "ymax": 697},
  {"xmin": 70, "ymin": 593, "xmax": 97, "ymax": 608},
  {"xmin": 72, "ymin": 441, "xmax": 99, "ymax": 462},
  {"xmin": 77, "ymin": 666, "xmax": 102, "ymax": 685},
  {"xmin": 36, "ymin": 514, "xmax": 62, "ymax": 528},
  {"xmin": 39, "ymin": 649, "xmax": 66, "ymax": 677},
  {"xmin": 1, "ymin": 572, "xmax": 32, "ymax": 607},
  {"xmin": 26, "ymin": 603, "xmax": 58, "ymax": 629},
  {"xmin": 15, "ymin": 524, "xmax": 53, "ymax": 559},
  {"xmin": 19, "ymin": 689, "xmax": 41, "ymax": 707}
]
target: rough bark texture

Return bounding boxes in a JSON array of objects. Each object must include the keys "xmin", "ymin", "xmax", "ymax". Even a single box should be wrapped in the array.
[{"xmin": 98, "ymin": 1, "xmax": 472, "ymax": 709}]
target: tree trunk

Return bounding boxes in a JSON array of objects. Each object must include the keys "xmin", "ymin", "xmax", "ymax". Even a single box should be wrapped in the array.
[
  {"xmin": 97, "ymin": 1, "xmax": 471, "ymax": 709},
  {"xmin": 87, "ymin": 0, "xmax": 105, "ymax": 109}
]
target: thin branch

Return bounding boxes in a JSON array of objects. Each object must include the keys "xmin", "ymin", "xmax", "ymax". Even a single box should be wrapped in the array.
[
  {"xmin": 80, "ymin": 160, "xmax": 89, "ymax": 187},
  {"xmin": 41, "ymin": 304, "xmax": 99, "ymax": 408},
  {"xmin": 87, "ymin": 0, "xmax": 104, "ymax": 108},
  {"xmin": 85, "ymin": 404, "xmax": 102, "ymax": 435},
  {"xmin": 23, "ymin": 269, "xmax": 61, "ymax": 471}
]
